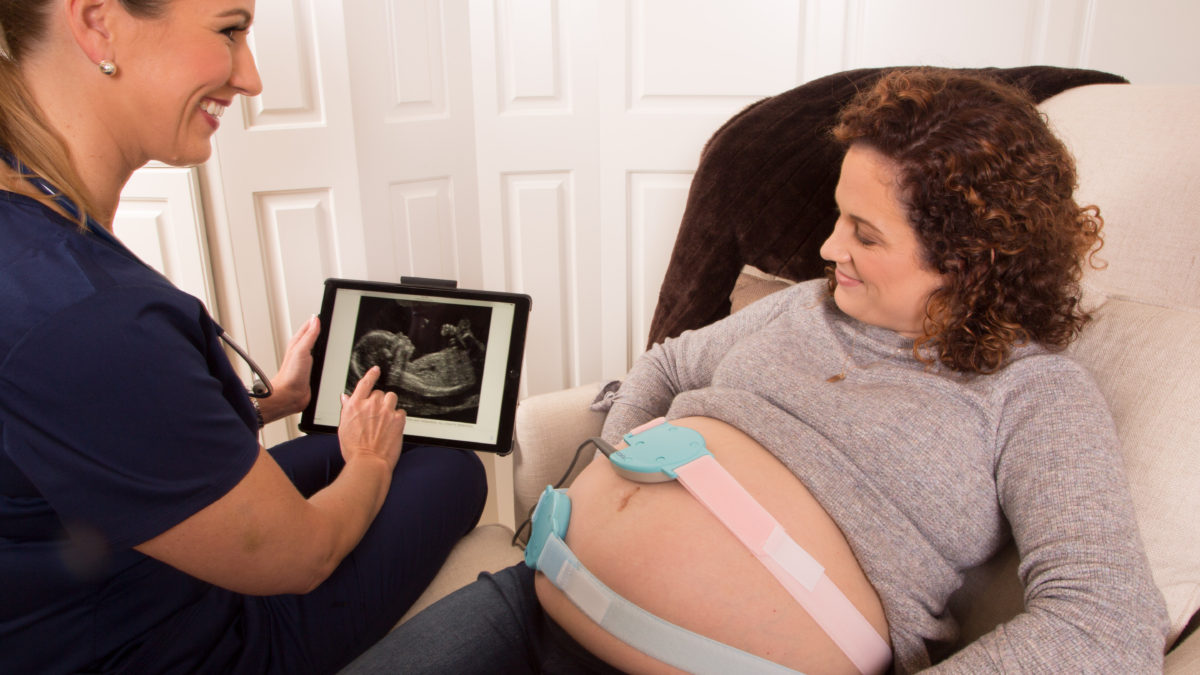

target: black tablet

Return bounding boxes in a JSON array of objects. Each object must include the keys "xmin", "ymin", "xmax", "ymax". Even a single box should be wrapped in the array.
[{"xmin": 299, "ymin": 278, "xmax": 531, "ymax": 455}]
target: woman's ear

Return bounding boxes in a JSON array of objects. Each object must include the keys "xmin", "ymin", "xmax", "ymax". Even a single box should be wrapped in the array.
[{"xmin": 64, "ymin": 0, "xmax": 116, "ymax": 66}]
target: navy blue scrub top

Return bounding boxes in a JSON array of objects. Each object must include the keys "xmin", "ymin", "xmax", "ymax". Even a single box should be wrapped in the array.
[{"xmin": 0, "ymin": 191, "xmax": 262, "ymax": 673}]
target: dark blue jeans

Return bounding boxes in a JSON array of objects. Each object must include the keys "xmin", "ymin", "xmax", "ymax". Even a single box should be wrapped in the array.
[
  {"xmin": 341, "ymin": 562, "xmax": 626, "ymax": 674},
  {"xmin": 246, "ymin": 435, "xmax": 488, "ymax": 675}
]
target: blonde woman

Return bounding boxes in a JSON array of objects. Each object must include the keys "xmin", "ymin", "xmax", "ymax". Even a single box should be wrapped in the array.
[{"xmin": 0, "ymin": 2, "xmax": 484, "ymax": 673}]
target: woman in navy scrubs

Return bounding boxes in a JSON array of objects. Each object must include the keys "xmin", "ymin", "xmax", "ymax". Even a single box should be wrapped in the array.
[{"xmin": 0, "ymin": 2, "xmax": 487, "ymax": 673}]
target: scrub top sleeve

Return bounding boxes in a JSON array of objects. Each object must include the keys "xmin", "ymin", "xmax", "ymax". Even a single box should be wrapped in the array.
[{"xmin": 0, "ymin": 286, "xmax": 261, "ymax": 549}]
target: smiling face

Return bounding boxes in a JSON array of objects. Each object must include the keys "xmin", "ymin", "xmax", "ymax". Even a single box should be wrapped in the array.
[
  {"xmin": 108, "ymin": 0, "xmax": 262, "ymax": 167},
  {"xmin": 819, "ymin": 144, "xmax": 944, "ymax": 338}
]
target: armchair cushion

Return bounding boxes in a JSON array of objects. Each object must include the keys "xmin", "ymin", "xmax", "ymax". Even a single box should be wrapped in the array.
[
  {"xmin": 1068, "ymin": 298, "xmax": 1200, "ymax": 645},
  {"xmin": 1042, "ymin": 82, "xmax": 1200, "ymax": 646},
  {"xmin": 730, "ymin": 266, "xmax": 795, "ymax": 313}
]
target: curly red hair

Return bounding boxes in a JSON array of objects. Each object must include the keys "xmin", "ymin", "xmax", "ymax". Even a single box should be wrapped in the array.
[{"xmin": 831, "ymin": 68, "xmax": 1103, "ymax": 373}]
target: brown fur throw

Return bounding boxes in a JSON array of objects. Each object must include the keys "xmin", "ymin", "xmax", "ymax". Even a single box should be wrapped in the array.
[{"xmin": 645, "ymin": 66, "xmax": 1127, "ymax": 348}]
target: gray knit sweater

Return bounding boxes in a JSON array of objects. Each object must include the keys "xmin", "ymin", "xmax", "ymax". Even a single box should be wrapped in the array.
[{"xmin": 600, "ymin": 279, "xmax": 1168, "ymax": 673}]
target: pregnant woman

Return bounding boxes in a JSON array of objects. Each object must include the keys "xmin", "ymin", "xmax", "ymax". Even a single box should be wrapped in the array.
[{"xmin": 344, "ymin": 67, "xmax": 1167, "ymax": 674}]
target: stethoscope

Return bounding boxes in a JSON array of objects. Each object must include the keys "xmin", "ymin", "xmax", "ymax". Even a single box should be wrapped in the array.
[{"xmin": 2, "ymin": 148, "xmax": 274, "ymax": 398}]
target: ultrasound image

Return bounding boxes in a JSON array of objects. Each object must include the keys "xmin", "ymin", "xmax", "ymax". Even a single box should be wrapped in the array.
[{"xmin": 344, "ymin": 297, "xmax": 491, "ymax": 423}]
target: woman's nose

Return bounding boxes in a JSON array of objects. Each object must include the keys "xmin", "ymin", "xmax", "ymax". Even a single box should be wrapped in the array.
[
  {"xmin": 819, "ymin": 221, "xmax": 848, "ymax": 262},
  {"xmin": 232, "ymin": 43, "xmax": 264, "ymax": 97}
]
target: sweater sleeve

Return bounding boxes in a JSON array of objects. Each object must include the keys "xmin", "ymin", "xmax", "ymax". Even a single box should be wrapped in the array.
[
  {"xmin": 926, "ymin": 359, "xmax": 1169, "ymax": 672},
  {"xmin": 600, "ymin": 284, "xmax": 801, "ymax": 445}
]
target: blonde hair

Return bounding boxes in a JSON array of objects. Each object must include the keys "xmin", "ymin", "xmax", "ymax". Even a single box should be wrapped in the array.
[{"xmin": 0, "ymin": 0, "xmax": 168, "ymax": 227}]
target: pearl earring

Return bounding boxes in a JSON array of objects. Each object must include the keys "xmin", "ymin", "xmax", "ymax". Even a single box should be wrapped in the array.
[{"xmin": 99, "ymin": 60, "xmax": 117, "ymax": 76}]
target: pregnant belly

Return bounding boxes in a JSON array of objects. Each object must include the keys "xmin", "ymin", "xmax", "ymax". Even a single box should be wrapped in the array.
[{"xmin": 535, "ymin": 416, "xmax": 889, "ymax": 675}]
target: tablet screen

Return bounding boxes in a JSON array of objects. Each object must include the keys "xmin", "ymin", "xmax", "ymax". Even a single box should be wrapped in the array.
[{"xmin": 300, "ymin": 279, "xmax": 530, "ymax": 454}]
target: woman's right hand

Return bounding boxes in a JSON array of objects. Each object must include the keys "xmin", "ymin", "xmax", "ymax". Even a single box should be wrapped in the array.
[
  {"xmin": 337, "ymin": 366, "xmax": 407, "ymax": 470},
  {"xmin": 134, "ymin": 366, "xmax": 408, "ymax": 596}
]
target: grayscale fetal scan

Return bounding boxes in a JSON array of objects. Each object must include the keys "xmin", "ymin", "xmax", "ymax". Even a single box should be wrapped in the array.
[{"xmin": 345, "ymin": 297, "xmax": 490, "ymax": 423}]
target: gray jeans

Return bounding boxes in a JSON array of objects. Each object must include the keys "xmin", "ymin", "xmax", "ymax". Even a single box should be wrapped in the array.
[{"xmin": 340, "ymin": 563, "xmax": 625, "ymax": 674}]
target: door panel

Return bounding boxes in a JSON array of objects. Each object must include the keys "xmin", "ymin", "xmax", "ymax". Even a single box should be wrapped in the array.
[{"xmin": 116, "ymin": 165, "xmax": 217, "ymax": 314}]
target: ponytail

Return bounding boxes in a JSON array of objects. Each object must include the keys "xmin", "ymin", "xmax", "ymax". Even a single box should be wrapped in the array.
[{"xmin": 0, "ymin": 4, "xmax": 106, "ymax": 228}]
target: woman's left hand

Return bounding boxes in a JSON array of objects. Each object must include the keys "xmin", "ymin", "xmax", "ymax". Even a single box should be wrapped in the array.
[{"xmin": 258, "ymin": 315, "xmax": 320, "ymax": 423}]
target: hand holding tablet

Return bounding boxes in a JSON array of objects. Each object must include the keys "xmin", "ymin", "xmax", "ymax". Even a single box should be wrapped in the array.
[{"xmin": 300, "ymin": 279, "xmax": 531, "ymax": 455}]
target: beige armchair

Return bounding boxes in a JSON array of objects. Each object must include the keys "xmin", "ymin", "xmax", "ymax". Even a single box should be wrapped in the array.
[{"xmin": 404, "ymin": 80, "xmax": 1200, "ymax": 671}]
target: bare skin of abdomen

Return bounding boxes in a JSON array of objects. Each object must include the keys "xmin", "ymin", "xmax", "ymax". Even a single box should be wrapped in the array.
[{"xmin": 535, "ymin": 416, "xmax": 890, "ymax": 675}]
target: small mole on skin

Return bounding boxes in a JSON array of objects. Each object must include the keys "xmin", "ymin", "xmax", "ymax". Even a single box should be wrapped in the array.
[{"xmin": 616, "ymin": 486, "xmax": 640, "ymax": 512}]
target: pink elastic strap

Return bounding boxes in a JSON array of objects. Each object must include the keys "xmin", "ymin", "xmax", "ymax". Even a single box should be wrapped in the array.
[
  {"xmin": 674, "ymin": 455, "xmax": 892, "ymax": 675},
  {"xmin": 629, "ymin": 417, "xmax": 668, "ymax": 436}
]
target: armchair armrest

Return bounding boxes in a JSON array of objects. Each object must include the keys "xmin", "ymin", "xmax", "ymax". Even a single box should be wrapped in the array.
[
  {"xmin": 394, "ymin": 382, "xmax": 609, "ymax": 625},
  {"xmin": 511, "ymin": 381, "xmax": 609, "ymax": 536},
  {"xmin": 1167, "ymin": 626, "xmax": 1200, "ymax": 673}
]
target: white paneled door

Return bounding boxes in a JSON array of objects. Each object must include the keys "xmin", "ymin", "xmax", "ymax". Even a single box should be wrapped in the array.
[
  {"xmin": 208, "ymin": 0, "xmax": 364, "ymax": 447},
  {"xmin": 470, "ymin": 0, "xmax": 808, "ymax": 390}
]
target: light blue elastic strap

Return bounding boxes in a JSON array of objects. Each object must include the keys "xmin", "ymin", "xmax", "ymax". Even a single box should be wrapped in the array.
[{"xmin": 536, "ymin": 533, "xmax": 805, "ymax": 675}]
